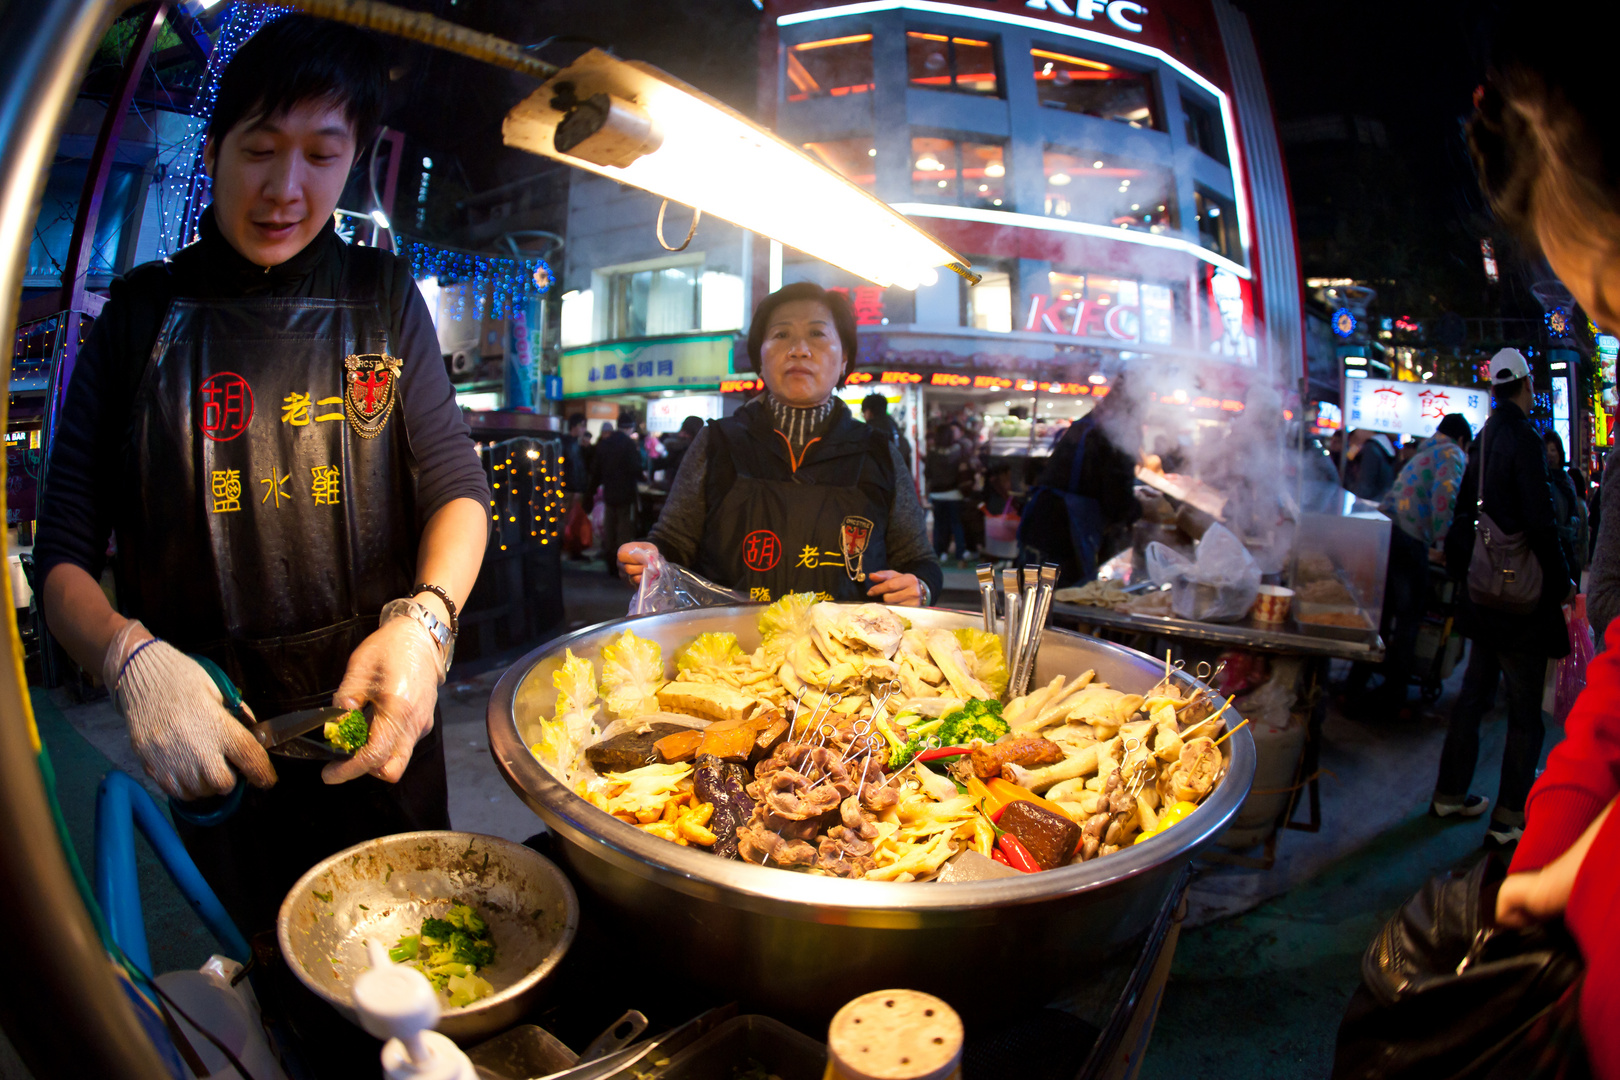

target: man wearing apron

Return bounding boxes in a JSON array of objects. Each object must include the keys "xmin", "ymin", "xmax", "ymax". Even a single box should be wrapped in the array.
[
  {"xmin": 34, "ymin": 16, "xmax": 492, "ymax": 935},
  {"xmin": 617, "ymin": 282, "xmax": 943, "ymax": 607}
]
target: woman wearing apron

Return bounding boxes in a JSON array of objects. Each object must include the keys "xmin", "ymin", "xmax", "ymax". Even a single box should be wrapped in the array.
[
  {"xmin": 618, "ymin": 282, "xmax": 942, "ymax": 606},
  {"xmin": 33, "ymin": 16, "xmax": 491, "ymax": 936}
]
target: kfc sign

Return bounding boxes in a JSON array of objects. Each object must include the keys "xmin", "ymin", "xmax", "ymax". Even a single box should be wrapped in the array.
[{"xmin": 1022, "ymin": 0, "xmax": 1147, "ymax": 33}]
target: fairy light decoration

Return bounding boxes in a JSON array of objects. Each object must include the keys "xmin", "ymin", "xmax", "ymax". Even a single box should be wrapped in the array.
[
  {"xmin": 172, "ymin": 4, "xmax": 288, "ymax": 252},
  {"xmin": 400, "ymin": 239, "xmax": 551, "ymax": 322}
]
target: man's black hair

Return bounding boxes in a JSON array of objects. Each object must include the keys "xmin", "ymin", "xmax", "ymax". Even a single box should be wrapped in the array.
[
  {"xmin": 679, "ymin": 416, "xmax": 705, "ymax": 437},
  {"xmin": 208, "ymin": 14, "xmax": 389, "ymax": 150},
  {"xmin": 1493, "ymin": 375, "xmax": 1529, "ymax": 402},
  {"xmin": 745, "ymin": 282, "xmax": 858, "ymax": 386},
  {"xmin": 1436, "ymin": 413, "xmax": 1473, "ymax": 446},
  {"xmin": 861, "ymin": 393, "xmax": 889, "ymax": 416},
  {"xmin": 567, "ymin": 413, "xmax": 586, "ymax": 430}
]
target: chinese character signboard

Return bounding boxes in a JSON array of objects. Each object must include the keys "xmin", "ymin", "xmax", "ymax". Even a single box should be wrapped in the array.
[
  {"xmin": 559, "ymin": 332, "xmax": 737, "ymax": 398},
  {"xmin": 1344, "ymin": 377, "xmax": 1490, "ymax": 439},
  {"xmin": 1597, "ymin": 333, "xmax": 1619, "ymax": 449}
]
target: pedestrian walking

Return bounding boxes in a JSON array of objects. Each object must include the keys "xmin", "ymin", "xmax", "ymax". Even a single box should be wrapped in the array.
[
  {"xmin": 1350, "ymin": 413, "xmax": 1472, "ymax": 710},
  {"xmin": 586, "ymin": 413, "xmax": 645, "ymax": 579},
  {"xmin": 1432, "ymin": 349, "xmax": 1575, "ymax": 845},
  {"xmin": 1545, "ymin": 432, "xmax": 1589, "ymax": 576},
  {"xmin": 925, "ymin": 421, "xmax": 974, "ymax": 563},
  {"xmin": 1345, "ymin": 429, "xmax": 1398, "ymax": 502}
]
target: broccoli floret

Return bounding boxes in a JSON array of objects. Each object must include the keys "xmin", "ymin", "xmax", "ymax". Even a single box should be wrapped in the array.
[
  {"xmin": 888, "ymin": 700, "xmax": 1008, "ymax": 768},
  {"xmin": 451, "ymin": 933, "xmax": 496, "ymax": 968},
  {"xmin": 936, "ymin": 699, "xmax": 1009, "ymax": 747},
  {"xmin": 419, "ymin": 917, "xmax": 456, "ymax": 944},
  {"xmin": 324, "ymin": 709, "xmax": 370, "ymax": 753},
  {"xmin": 395, "ymin": 906, "xmax": 496, "ymax": 1002}
]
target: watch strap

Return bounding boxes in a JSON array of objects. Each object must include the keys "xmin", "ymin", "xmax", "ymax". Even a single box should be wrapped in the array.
[
  {"xmin": 381, "ymin": 598, "xmax": 455, "ymax": 674},
  {"xmin": 411, "ymin": 583, "xmax": 459, "ymax": 637}
]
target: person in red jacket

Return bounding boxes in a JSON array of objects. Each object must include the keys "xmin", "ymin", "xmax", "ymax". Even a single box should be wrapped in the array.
[{"xmin": 1470, "ymin": 17, "xmax": 1620, "ymax": 1080}]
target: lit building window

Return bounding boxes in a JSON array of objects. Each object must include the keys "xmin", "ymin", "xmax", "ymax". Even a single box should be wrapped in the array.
[
  {"xmin": 912, "ymin": 136, "xmax": 1007, "ymax": 209},
  {"xmin": 604, "ymin": 263, "xmax": 701, "ymax": 339},
  {"xmin": 1194, "ymin": 186, "xmax": 1238, "ymax": 260},
  {"xmin": 1042, "ymin": 147, "xmax": 1173, "ymax": 232},
  {"xmin": 962, "ymin": 261, "xmax": 1013, "ymax": 331},
  {"xmin": 802, "ymin": 135, "xmax": 877, "ymax": 191},
  {"xmin": 785, "ymin": 33, "xmax": 875, "ymax": 102},
  {"xmin": 907, "ymin": 31, "xmax": 999, "ymax": 96},
  {"xmin": 1181, "ymin": 91, "xmax": 1227, "ymax": 165},
  {"xmin": 1031, "ymin": 47, "xmax": 1156, "ymax": 129}
]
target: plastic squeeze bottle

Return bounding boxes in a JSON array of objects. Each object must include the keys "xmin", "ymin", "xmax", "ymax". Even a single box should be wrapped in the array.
[{"xmin": 353, "ymin": 938, "xmax": 477, "ymax": 1080}]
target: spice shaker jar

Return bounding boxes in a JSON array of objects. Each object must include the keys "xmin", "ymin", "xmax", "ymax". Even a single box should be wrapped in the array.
[{"xmin": 825, "ymin": 989, "xmax": 963, "ymax": 1080}]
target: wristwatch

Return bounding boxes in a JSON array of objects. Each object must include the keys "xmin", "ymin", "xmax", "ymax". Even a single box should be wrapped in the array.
[{"xmin": 382, "ymin": 598, "xmax": 455, "ymax": 675}]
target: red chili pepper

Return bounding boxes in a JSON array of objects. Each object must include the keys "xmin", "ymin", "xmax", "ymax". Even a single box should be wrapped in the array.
[
  {"xmin": 915, "ymin": 746, "xmax": 971, "ymax": 762},
  {"xmin": 990, "ymin": 847, "xmax": 1011, "ymax": 867},
  {"xmin": 997, "ymin": 833, "xmax": 1041, "ymax": 873}
]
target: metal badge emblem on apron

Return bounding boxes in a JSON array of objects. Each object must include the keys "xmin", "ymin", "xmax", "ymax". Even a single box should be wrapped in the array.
[{"xmin": 119, "ymin": 257, "xmax": 417, "ymax": 717}]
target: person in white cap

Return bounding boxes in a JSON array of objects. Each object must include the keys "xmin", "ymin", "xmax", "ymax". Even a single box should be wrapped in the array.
[{"xmin": 1433, "ymin": 346, "xmax": 1574, "ymax": 846}]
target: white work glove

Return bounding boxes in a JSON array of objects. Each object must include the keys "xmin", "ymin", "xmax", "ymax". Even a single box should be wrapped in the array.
[
  {"xmin": 103, "ymin": 620, "xmax": 278, "ymax": 802},
  {"xmin": 324, "ymin": 602, "xmax": 445, "ymax": 785}
]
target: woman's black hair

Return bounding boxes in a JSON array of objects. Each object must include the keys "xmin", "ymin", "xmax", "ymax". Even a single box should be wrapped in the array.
[
  {"xmin": 1468, "ymin": 18, "xmax": 1620, "ymax": 245},
  {"xmin": 207, "ymin": 14, "xmax": 390, "ymax": 150},
  {"xmin": 745, "ymin": 282, "xmax": 859, "ymax": 387},
  {"xmin": 1544, "ymin": 429, "xmax": 1567, "ymax": 465},
  {"xmin": 1436, "ymin": 413, "xmax": 1473, "ymax": 446}
]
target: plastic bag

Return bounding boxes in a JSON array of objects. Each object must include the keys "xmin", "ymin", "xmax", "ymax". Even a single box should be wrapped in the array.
[
  {"xmin": 562, "ymin": 500, "xmax": 593, "ymax": 557},
  {"xmin": 1554, "ymin": 598, "xmax": 1595, "ymax": 724},
  {"xmin": 628, "ymin": 548, "xmax": 749, "ymax": 616},
  {"xmin": 1144, "ymin": 522, "xmax": 1262, "ymax": 623}
]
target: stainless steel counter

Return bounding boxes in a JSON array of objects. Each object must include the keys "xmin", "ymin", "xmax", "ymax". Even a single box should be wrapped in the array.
[{"xmin": 1050, "ymin": 602, "xmax": 1385, "ymax": 663}]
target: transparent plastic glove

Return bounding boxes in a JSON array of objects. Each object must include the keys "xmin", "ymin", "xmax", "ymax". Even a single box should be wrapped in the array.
[
  {"xmin": 325, "ymin": 604, "xmax": 444, "ymax": 785},
  {"xmin": 101, "ymin": 619, "xmax": 277, "ymax": 801}
]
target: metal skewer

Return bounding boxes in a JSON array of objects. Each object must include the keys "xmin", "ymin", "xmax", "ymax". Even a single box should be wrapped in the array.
[
  {"xmin": 976, "ymin": 563, "xmax": 996, "ymax": 634},
  {"xmin": 1000, "ymin": 567, "xmax": 1021, "ymax": 675},
  {"xmin": 1009, "ymin": 566, "xmax": 1039, "ymax": 695},
  {"xmin": 1018, "ymin": 564, "xmax": 1059, "ymax": 697}
]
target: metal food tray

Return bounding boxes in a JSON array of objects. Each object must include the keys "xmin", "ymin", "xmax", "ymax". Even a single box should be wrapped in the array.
[
  {"xmin": 625, "ymin": 1016, "xmax": 827, "ymax": 1080},
  {"xmin": 1291, "ymin": 601, "xmax": 1376, "ymax": 642},
  {"xmin": 487, "ymin": 604, "xmax": 1255, "ymax": 1021}
]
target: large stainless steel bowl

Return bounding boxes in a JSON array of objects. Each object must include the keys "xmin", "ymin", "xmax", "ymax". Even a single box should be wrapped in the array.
[
  {"xmin": 277, "ymin": 831, "xmax": 578, "ymax": 1041},
  {"xmin": 487, "ymin": 605, "xmax": 1254, "ymax": 1019}
]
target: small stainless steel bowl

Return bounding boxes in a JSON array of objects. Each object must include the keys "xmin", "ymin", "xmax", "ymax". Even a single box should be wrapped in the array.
[{"xmin": 277, "ymin": 831, "xmax": 578, "ymax": 1042}]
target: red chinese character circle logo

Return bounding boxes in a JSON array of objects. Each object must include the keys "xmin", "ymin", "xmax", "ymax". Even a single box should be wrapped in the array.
[
  {"xmin": 742, "ymin": 529, "xmax": 781, "ymax": 573},
  {"xmin": 197, "ymin": 372, "xmax": 254, "ymax": 442}
]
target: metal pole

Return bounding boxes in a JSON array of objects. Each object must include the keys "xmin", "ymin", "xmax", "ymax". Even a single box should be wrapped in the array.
[
  {"xmin": 1, "ymin": 0, "xmax": 178, "ymax": 1070},
  {"xmin": 57, "ymin": 0, "xmax": 171, "ymax": 402}
]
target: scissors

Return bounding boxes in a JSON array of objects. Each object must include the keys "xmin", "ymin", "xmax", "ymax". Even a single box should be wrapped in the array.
[{"xmin": 170, "ymin": 656, "xmax": 361, "ymax": 826}]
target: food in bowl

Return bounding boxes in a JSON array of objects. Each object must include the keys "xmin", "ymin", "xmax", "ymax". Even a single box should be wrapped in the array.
[{"xmin": 526, "ymin": 598, "xmax": 1232, "ymax": 881}]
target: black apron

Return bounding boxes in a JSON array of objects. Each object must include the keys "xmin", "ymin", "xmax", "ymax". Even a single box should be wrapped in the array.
[
  {"xmin": 117, "ymin": 247, "xmax": 448, "ymax": 936},
  {"xmin": 695, "ymin": 405, "xmax": 893, "ymax": 602}
]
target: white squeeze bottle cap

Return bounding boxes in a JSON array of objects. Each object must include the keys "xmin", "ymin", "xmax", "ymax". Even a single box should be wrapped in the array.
[{"xmin": 353, "ymin": 938, "xmax": 477, "ymax": 1080}]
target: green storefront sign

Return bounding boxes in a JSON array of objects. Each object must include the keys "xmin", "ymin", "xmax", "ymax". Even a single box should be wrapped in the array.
[{"xmin": 559, "ymin": 332, "xmax": 737, "ymax": 398}]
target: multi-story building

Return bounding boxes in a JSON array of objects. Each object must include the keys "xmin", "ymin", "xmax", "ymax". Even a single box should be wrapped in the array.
[{"xmin": 557, "ymin": 0, "xmax": 1299, "ymax": 470}]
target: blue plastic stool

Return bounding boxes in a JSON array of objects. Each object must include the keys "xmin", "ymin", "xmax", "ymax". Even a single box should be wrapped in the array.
[{"xmin": 94, "ymin": 770, "xmax": 251, "ymax": 977}]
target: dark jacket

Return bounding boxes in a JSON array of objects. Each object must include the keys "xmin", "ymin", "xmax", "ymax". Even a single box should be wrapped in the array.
[
  {"xmin": 647, "ymin": 397, "xmax": 942, "ymax": 603},
  {"xmin": 659, "ymin": 432, "xmax": 694, "ymax": 490},
  {"xmin": 1348, "ymin": 436, "xmax": 1397, "ymax": 502},
  {"xmin": 1019, "ymin": 416, "xmax": 1141, "ymax": 586},
  {"xmin": 1444, "ymin": 401, "xmax": 1573, "ymax": 659},
  {"xmin": 33, "ymin": 209, "xmax": 490, "ymax": 586},
  {"xmin": 588, "ymin": 429, "xmax": 644, "ymax": 507}
]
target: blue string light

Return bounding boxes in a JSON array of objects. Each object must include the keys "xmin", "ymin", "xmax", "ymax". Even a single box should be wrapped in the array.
[
  {"xmin": 173, "ymin": 4, "xmax": 289, "ymax": 252},
  {"xmin": 400, "ymin": 238, "xmax": 551, "ymax": 322}
]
